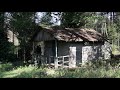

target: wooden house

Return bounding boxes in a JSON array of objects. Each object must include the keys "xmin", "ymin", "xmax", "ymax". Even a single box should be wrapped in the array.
[{"xmin": 31, "ymin": 26, "xmax": 111, "ymax": 68}]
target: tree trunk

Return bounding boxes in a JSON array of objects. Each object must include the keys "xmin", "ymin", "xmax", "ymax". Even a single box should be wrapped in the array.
[
  {"xmin": 23, "ymin": 36, "xmax": 26, "ymax": 63},
  {"xmin": 12, "ymin": 28, "xmax": 15, "ymax": 54}
]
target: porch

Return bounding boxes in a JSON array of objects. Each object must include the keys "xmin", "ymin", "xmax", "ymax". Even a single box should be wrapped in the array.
[{"xmin": 32, "ymin": 54, "xmax": 74, "ymax": 68}]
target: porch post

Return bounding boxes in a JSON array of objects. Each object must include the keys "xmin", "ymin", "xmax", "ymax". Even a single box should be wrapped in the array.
[{"xmin": 54, "ymin": 40, "xmax": 58, "ymax": 69}]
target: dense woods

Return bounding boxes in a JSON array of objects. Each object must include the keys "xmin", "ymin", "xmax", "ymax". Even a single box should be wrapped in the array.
[{"xmin": 1, "ymin": 12, "xmax": 120, "ymax": 78}]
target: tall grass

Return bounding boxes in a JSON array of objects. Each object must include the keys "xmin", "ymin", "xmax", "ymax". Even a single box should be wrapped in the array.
[
  {"xmin": 0, "ymin": 60, "xmax": 120, "ymax": 78},
  {"xmin": 112, "ymin": 45, "xmax": 120, "ymax": 55}
]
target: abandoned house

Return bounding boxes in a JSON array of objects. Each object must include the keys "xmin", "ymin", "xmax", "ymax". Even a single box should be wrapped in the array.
[{"xmin": 31, "ymin": 26, "xmax": 111, "ymax": 68}]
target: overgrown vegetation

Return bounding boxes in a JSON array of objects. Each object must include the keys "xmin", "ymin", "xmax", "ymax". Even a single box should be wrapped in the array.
[
  {"xmin": 1, "ymin": 12, "xmax": 120, "ymax": 78},
  {"xmin": 0, "ymin": 59, "xmax": 120, "ymax": 78},
  {"xmin": 1, "ymin": 12, "xmax": 120, "ymax": 62}
]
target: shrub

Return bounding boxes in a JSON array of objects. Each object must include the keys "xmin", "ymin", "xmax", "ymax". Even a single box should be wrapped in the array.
[{"xmin": 0, "ymin": 63, "xmax": 13, "ymax": 71}]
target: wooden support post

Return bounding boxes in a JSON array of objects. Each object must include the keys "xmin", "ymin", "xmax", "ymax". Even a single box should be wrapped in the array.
[
  {"xmin": 62, "ymin": 56, "xmax": 64, "ymax": 68},
  {"xmin": 55, "ymin": 57, "xmax": 58, "ymax": 69},
  {"xmin": 55, "ymin": 40, "xmax": 58, "ymax": 57},
  {"xmin": 54, "ymin": 40, "xmax": 58, "ymax": 69}
]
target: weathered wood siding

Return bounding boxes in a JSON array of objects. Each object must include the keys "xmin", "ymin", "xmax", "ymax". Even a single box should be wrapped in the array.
[
  {"xmin": 57, "ymin": 41, "xmax": 83, "ymax": 65},
  {"xmin": 34, "ymin": 30, "xmax": 54, "ymax": 41},
  {"xmin": 43, "ymin": 40, "xmax": 111, "ymax": 66},
  {"xmin": 69, "ymin": 47, "xmax": 76, "ymax": 68},
  {"xmin": 44, "ymin": 41, "xmax": 54, "ymax": 56},
  {"xmin": 57, "ymin": 41, "xmax": 110, "ymax": 65},
  {"xmin": 44, "ymin": 41, "xmax": 55, "ymax": 63}
]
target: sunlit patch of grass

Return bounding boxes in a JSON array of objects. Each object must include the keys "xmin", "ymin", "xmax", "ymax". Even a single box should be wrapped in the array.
[
  {"xmin": 112, "ymin": 45, "xmax": 120, "ymax": 55},
  {"xmin": 1, "ymin": 61, "xmax": 120, "ymax": 78},
  {"xmin": 45, "ymin": 68, "xmax": 59, "ymax": 77},
  {"xmin": 112, "ymin": 50, "xmax": 120, "ymax": 55},
  {"xmin": 2, "ymin": 65, "xmax": 38, "ymax": 78}
]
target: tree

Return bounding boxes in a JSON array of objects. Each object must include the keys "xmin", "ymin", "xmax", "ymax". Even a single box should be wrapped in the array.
[
  {"xmin": 60, "ymin": 12, "xmax": 105, "ymax": 29},
  {"xmin": 0, "ymin": 12, "xmax": 16, "ymax": 62},
  {"xmin": 39, "ymin": 12, "xmax": 53, "ymax": 26},
  {"xmin": 9, "ymin": 12, "xmax": 37, "ymax": 62}
]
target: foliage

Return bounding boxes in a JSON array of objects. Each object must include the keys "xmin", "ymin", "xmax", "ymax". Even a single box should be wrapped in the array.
[
  {"xmin": 61, "ymin": 12, "xmax": 104, "ymax": 28},
  {"xmin": 61, "ymin": 12, "xmax": 86, "ymax": 28},
  {"xmin": 0, "ymin": 34, "xmax": 15, "ymax": 62},
  {"xmin": 9, "ymin": 12, "xmax": 37, "ymax": 61},
  {"xmin": 0, "ymin": 63, "xmax": 13, "ymax": 71},
  {"xmin": 2, "ymin": 12, "xmax": 120, "ymax": 71},
  {"xmin": 10, "ymin": 12, "xmax": 36, "ymax": 41},
  {"xmin": 0, "ymin": 59, "xmax": 120, "ymax": 78},
  {"xmin": 40, "ymin": 12, "xmax": 53, "ymax": 26},
  {"xmin": 0, "ymin": 12, "xmax": 17, "ymax": 62}
]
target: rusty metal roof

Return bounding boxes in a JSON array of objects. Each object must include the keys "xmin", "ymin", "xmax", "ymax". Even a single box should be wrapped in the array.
[{"xmin": 32, "ymin": 27, "xmax": 105, "ymax": 42}]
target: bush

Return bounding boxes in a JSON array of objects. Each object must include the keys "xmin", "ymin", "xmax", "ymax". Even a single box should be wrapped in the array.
[
  {"xmin": 1, "ymin": 59, "xmax": 120, "ymax": 78},
  {"xmin": 0, "ymin": 63, "xmax": 13, "ymax": 71}
]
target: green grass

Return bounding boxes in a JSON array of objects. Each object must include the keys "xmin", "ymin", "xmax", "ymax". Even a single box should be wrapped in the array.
[
  {"xmin": 112, "ymin": 50, "xmax": 120, "ymax": 55},
  {"xmin": 1, "ymin": 62, "xmax": 120, "ymax": 78},
  {"xmin": 112, "ymin": 45, "xmax": 120, "ymax": 55}
]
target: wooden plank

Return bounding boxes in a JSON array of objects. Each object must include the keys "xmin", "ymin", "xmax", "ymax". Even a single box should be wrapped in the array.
[
  {"xmin": 63, "ymin": 55, "xmax": 69, "ymax": 58},
  {"xmin": 58, "ymin": 58, "xmax": 63, "ymax": 60},
  {"xmin": 54, "ymin": 40, "xmax": 58, "ymax": 69},
  {"xmin": 58, "ymin": 55, "xmax": 69, "ymax": 58},
  {"xmin": 82, "ymin": 46, "xmax": 92, "ymax": 64},
  {"xmin": 57, "ymin": 56, "xmax": 63, "ymax": 58},
  {"xmin": 64, "ymin": 61, "xmax": 69, "ymax": 63},
  {"xmin": 69, "ymin": 47, "xmax": 76, "ymax": 68},
  {"xmin": 58, "ymin": 64, "xmax": 62, "ymax": 66},
  {"xmin": 54, "ymin": 57, "xmax": 58, "ymax": 69},
  {"xmin": 55, "ymin": 40, "xmax": 58, "ymax": 57},
  {"xmin": 58, "ymin": 60, "xmax": 62, "ymax": 62},
  {"xmin": 62, "ymin": 56, "xmax": 64, "ymax": 67}
]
